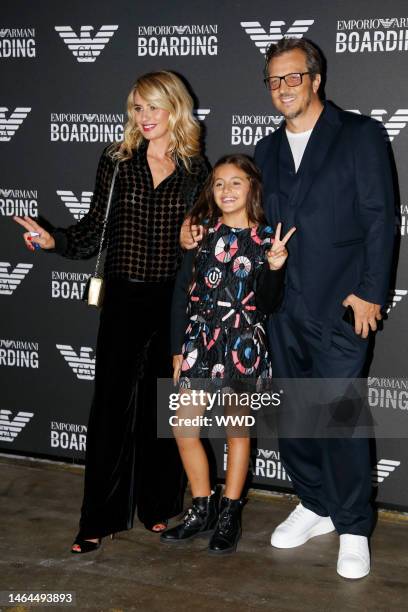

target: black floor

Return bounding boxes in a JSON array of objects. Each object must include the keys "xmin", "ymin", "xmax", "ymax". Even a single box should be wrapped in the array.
[{"xmin": 1, "ymin": 455, "xmax": 407, "ymax": 611}]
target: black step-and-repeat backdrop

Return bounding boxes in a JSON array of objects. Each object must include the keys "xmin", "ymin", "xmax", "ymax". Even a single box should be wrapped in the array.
[{"xmin": 1, "ymin": 1, "xmax": 407, "ymax": 510}]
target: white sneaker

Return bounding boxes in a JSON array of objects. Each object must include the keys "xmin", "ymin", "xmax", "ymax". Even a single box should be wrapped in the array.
[
  {"xmin": 337, "ymin": 534, "xmax": 370, "ymax": 579},
  {"xmin": 271, "ymin": 503, "xmax": 335, "ymax": 548}
]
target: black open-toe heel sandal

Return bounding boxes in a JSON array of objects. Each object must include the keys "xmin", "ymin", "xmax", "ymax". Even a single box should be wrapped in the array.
[
  {"xmin": 144, "ymin": 520, "xmax": 168, "ymax": 533},
  {"xmin": 71, "ymin": 533, "xmax": 115, "ymax": 554},
  {"xmin": 71, "ymin": 537, "xmax": 101, "ymax": 554}
]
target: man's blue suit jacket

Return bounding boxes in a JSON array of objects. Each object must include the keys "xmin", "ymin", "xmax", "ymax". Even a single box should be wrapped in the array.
[{"xmin": 254, "ymin": 101, "xmax": 395, "ymax": 321}]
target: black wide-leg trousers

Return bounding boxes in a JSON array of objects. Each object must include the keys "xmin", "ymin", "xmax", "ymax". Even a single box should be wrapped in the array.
[
  {"xmin": 268, "ymin": 290, "xmax": 373, "ymax": 536},
  {"xmin": 78, "ymin": 279, "xmax": 186, "ymax": 539}
]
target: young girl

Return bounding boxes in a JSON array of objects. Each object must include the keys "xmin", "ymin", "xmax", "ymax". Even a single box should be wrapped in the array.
[{"xmin": 161, "ymin": 154, "xmax": 295, "ymax": 554}]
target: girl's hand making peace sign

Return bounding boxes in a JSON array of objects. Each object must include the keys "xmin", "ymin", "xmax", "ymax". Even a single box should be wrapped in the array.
[{"xmin": 266, "ymin": 222, "xmax": 296, "ymax": 271}]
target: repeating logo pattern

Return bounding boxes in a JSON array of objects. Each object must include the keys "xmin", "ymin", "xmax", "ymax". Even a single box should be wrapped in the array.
[
  {"xmin": 56, "ymin": 344, "xmax": 95, "ymax": 380},
  {"xmin": 0, "ymin": 9, "xmax": 406, "ymax": 510},
  {"xmin": 348, "ymin": 109, "xmax": 408, "ymax": 141},
  {"xmin": 194, "ymin": 108, "xmax": 211, "ymax": 121},
  {"xmin": 56, "ymin": 190, "xmax": 93, "ymax": 220},
  {"xmin": 367, "ymin": 376, "xmax": 408, "ymax": 412},
  {"xmin": 399, "ymin": 204, "xmax": 408, "ymax": 237},
  {"xmin": 240, "ymin": 20, "xmax": 315, "ymax": 54},
  {"xmin": 55, "ymin": 25, "xmax": 119, "ymax": 62},
  {"xmin": 50, "ymin": 111, "xmax": 124, "ymax": 143},
  {"xmin": 0, "ymin": 410, "xmax": 34, "ymax": 442},
  {"xmin": 231, "ymin": 113, "xmax": 284, "ymax": 146},
  {"xmin": 336, "ymin": 18, "xmax": 408, "ymax": 54},
  {"xmin": 372, "ymin": 458, "xmax": 401, "ymax": 486},
  {"xmin": 0, "ymin": 339, "xmax": 39, "ymax": 369},
  {"xmin": 0, "ymin": 107, "xmax": 31, "ymax": 141},
  {"xmin": 51, "ymin": 271, "xmax": 90, "ymax": 300},
  {"xmin": 0, "ymin": 27, "xmax": 36, "ymax": 58},
  {"xmin": 50, "ymin": 420, "xmax": 87, "ymax": 452},
  {"xmin": 137, "ymin": 24, "xmax": 218, "ymax": 56},
  {"xmin": 223, "ymin": 445, "xmax": 292, "ymax": 482},
  {"xmin": 0, "ymin": 187, "xmax": 38, "ymax": 217},
  {"xmin": 0, "ymin": 263, "xmax": 33, "ymax": 295},
  {"xmin": 385, "ymin": 289, "xmax": 408, "ymax": 313}
]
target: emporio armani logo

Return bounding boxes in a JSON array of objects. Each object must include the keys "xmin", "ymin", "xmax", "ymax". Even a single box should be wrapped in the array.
[
  {"xmin": 57, "ymin": 190, "xmax": 93, "ymax": 220},
  {"xmin": 0, "ymin": 28, "xmax": 35, "ymax": 38},
  {"xmin": 50, "ymin": 112, "xmax": 124, "ymax": 143},
  {"xmin": 336, "ymin": 17, "xmax": 408, "ymax": 53},
  {"xmin": 379, "ymin": 18, "xmax": 399, "ymax": 28},
  {"xmin": 0, "ymin": 263, "xmax": 33, "ymax": 295},
  {"xmin": 240, "ymin": 20, "xmax": 315, "ymax": 54},
  {"xmin": 136, "ymin": 24, "xmax": 218, "ymax": 57},
  {"xmin": 0, "ymin": 410, "xmax": 34, "ymax": 442},
  {"xmin": 0, "ymin": 27, "xmax": 36, "ymax": 57},
  {"xmin": 385, "ymin": 289, "xmax": 408, "ymax": 313},
  {"xmin": 399, "ymin": 204, "xmax": 408, "ymax": 237},
  {"xmin": 368, "ymin": 377, "xmax": 386, "ymax": 386},
  {"xmin": 0, "ymin": 107, "xmax": 31, "ymax": 142},
  {"xmin": 0, "ymin": 187, "xmax": 38, "ymax": 217},
  {"xmin": 82, "ymin": 114, "xmax": 99, "ymax": 122},
  {"xmin": 248, "ymin": 447, "xmax": 291, "ymax": 481},
  {"xmin": 231, "ymin": 113, "xmax": 284, "ymax": 146},
  {"xmin": 194, "ymin": 109, "xmax": 211, "ymax": 121},
  {"xmin": 56, "ymin": 344, "xmax": 95, "ymax": 380},
  {"xmin": 55, "ymin": 25, "xmax": 119, "ymax": 63},
  {"xmin": 349, "ymin": 109, "xmax": 408, "ymax": 142},
  {"xmin": 372, "ymin": 458, "xmax": 401, "ymax": 485},
  {"xmin": 257, "ymin": 448, "xmax": 280, "ymax": 459}
]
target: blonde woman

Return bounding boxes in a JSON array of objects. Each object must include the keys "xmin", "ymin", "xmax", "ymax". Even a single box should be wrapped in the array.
[{"xmin": 14, "ymin": 71, "xmax": 209, "ymax": 553}]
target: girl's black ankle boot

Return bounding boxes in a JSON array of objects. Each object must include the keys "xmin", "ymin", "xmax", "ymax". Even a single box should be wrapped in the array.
[
  {"xmin": 161, "ymin": 485, "xmax": 221, "ymax": 543},
  {"xmin": 208, "ymin": 496, "xmax": 247, "ymax": 555}
]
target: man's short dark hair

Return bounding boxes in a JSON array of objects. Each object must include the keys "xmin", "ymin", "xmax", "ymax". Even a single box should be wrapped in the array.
[{"xmin": 264, "ymin": 38, "xmax": 324, "ymax": 79}]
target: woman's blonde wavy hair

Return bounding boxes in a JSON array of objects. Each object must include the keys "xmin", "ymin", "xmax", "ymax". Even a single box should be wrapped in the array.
[{"xmin": 111, "ymin": 71, "xmax": 201, "ymax": 171}]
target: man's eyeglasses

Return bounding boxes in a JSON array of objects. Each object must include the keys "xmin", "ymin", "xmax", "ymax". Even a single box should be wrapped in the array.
[{"xmin": 263, "ymin": 72, "xmax": 311, "ymax": 91}]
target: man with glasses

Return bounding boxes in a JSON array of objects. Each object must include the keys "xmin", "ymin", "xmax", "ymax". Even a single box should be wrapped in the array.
[{"xmin": 255, "ymin": 38, "xmax": 394, "ymax": 578}]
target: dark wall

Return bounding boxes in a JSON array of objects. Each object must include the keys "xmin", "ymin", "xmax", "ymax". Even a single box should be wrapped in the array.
[{"xmin": 1, "ymin": 0, "xmax": 407, "ymax": 509}]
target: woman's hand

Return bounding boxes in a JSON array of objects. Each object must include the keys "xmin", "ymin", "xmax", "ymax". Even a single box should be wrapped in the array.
[
  {"xmin": 13, "ymin": 216, "xmax": 55, "ymax": 251},
  {"xmin": 266, "ymin": 222, "xmax": 296, "ymax": 271},
  {"xmin": 180, "ymin": 217, "xmax": 203, "ymax": 250},
  {"xmin": 173, "ymin": 354, "xmax": 183, "ymax": 385}
]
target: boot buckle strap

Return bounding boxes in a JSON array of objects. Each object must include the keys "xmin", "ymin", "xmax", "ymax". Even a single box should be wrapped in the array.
[{"xmin": 183, "ymin": 505, "xmax": 205, "ymax": 526}]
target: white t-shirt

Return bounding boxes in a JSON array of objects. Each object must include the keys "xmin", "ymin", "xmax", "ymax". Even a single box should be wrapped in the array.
[{"xmin": 286, "ymin": 128, "xmax": 313, "ymax": 172}]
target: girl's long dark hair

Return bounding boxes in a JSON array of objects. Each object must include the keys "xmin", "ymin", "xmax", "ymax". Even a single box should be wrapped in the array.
[
  {"xmin": 189, "ymin": 154, "xmax": 267, "ymax": 229},
  {"xmin": 187, "ymin": 155, "xmax": 267, "ymax": 293}
]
